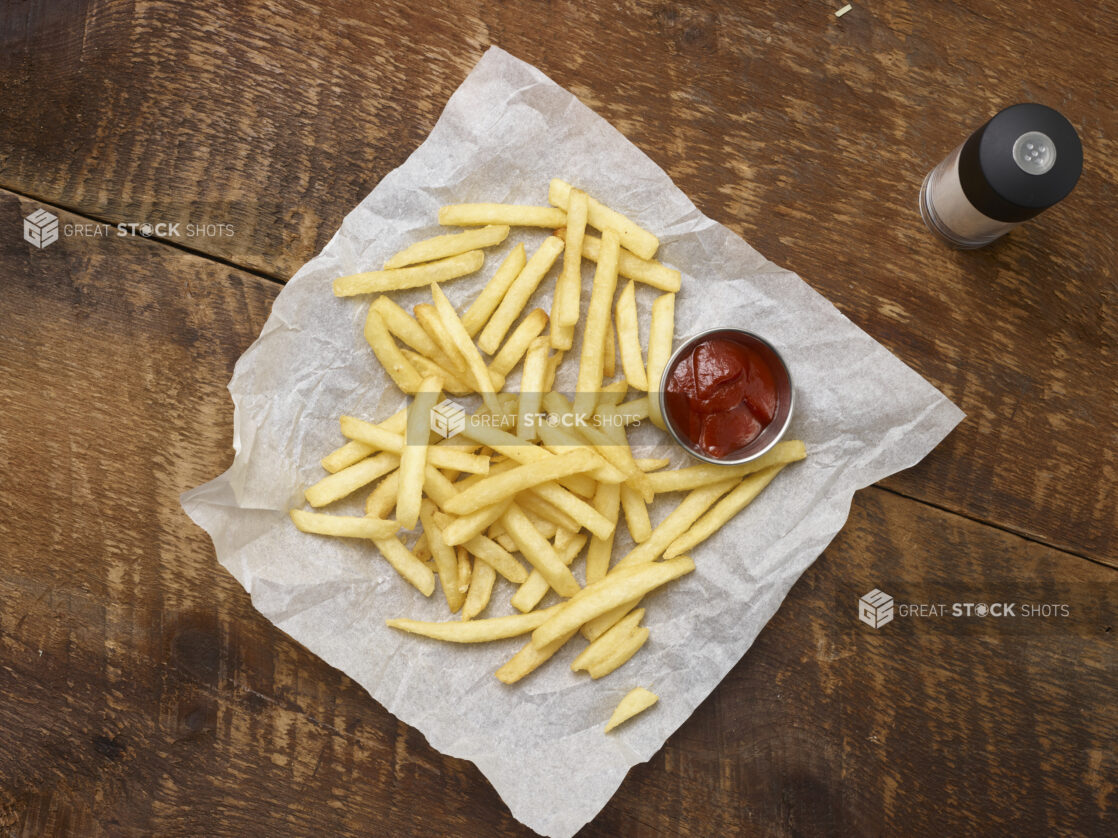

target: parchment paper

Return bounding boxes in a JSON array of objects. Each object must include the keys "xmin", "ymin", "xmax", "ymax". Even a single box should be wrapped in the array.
[{"xmin": 181, "ymin": 47, "xmax": 964, "ymax": 837}]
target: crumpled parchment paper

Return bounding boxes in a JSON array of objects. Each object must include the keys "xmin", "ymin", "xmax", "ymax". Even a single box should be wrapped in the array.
[{"xmin": 181, "ymin": 46, "xmax": 964, "ymax": 837}]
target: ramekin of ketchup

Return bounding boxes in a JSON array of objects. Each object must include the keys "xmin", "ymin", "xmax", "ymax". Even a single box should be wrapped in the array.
[{"xmin": 659, "ymin": 328, "xmax": 794, "ymax": 465}]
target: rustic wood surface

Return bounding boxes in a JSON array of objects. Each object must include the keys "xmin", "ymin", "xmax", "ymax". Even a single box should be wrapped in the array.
[{"xmin": 1, "ymin": 0, "xmax": 1115, "ymax": 835}]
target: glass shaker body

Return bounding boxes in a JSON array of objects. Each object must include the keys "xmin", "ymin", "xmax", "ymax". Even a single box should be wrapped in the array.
[{"xmin": 920, "ymin": 143, "xmax": 1019, "ymax": 248}]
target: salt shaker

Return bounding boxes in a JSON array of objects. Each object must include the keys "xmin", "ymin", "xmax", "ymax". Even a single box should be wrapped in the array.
[{"xmin": 919, "ymin": 103, "xmax": 1082, "ymax": 248}]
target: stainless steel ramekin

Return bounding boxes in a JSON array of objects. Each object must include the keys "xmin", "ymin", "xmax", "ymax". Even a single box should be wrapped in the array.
[{"xmin": 657, "ymin": 328, "xmax": 794, "ymax": 466}]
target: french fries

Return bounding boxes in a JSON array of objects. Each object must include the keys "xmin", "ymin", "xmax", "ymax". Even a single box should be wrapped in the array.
[
  {"xmin": 291, "ymin": 179, "xmax": 806, "ymax": 733},
  {"xmin": 555, "ymin": 188, "xmax": 588, "ymax": 329},
  {"xmin": 578, "ymin": 233, "xmax": 681, "ymax": 293},
  {"xmin": 387, "ymin": 607, "xmax": 558, "ymax": 642},
  {"xmin": 384, "ymin": 225, "xmax": 509, "ymax": 270},
  {"xmin": 289, "ymin": 509, "xmax": 398, "ymax": 540},
  {"xmin": 574, "ymin": 230, "xmax": 621, "ymax": 417},
  {"xmin": 304, "ymin": 451, "xmax": 399, "ymax": 507},
  {"xmin": 548, "ymin": 179, "xmax": 659, "ymax": 260},
  {"xmin": 335, "ymin": 250, "xmax": 485, "ymax": 296},
  {"xmin": 397, "ymin": 378, "xmax": 442, "ymax": 529},
  {"xmin": 439, "ymin": 203, "xmax": 567, "ymax": 228},
  {"xmin": 605, "ymin": 687, "xmax": 658, "ymax": 732},
  {"xmin": 478, "ymin": 236, "xmax": 564, "ymax": 354},
  {"xmin": 645, "ymin": 292, "xmax": 675, "ymax": 429},
  {"xmin": 531, "ymin": 556, "xmax": 695, "ymax": 648},
  {"xmin": 615, "ymin": 280, "xmax": 648, "ymax": 390},
  {"xmin": 463, "ymin": 244, "xmax": 527, "ymax": 337}
]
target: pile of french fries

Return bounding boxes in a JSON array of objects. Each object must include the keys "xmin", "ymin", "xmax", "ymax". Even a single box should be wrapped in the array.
[{"xmin": 292, "ymin": 179, "xmax": 805, "ymax": 727}]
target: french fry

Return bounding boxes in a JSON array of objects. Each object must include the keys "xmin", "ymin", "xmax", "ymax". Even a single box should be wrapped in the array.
[
  {"xmin": 554, "ymin": 526, "xmax": 581, "ymax": 554},
  {"xmin": 443, "ymin": 448, "xmax": 599, "ymax": 515},
  {"xmin": 500, "ymin": 503, "xmax": 581, "ymax": 598},
  {"xmin": 605, "ymin": 687, "xmax": 659, "ymax": 732},
  {"xmin": 462, "ymin": 244, "xmax": 527, "ymax": 337},
  {"xmin": 604, "ymin": 310, "xmax": 617, "ymax": 379},
  {"xmin": 615, "ymin": 280, "xmax": 648, "ymax": 389},
  {"xmin": 376, "ymin": 296, "xmax": 463, "ymax": 374},
  {"xmin": 613, "ymin": 480, "xmax": 738, "ymax": 570},
  {"xmin": 495, "ymin": 628, "xmax": 579, "ymax": 684},
  {"xmin": 335, "ymin": 250, "xmax": 484, "ymax": 296},
  {"xmin": 550, "ymin": 320, "xmax": 575, "ymax": 352},
  {"xmin": 587, "ymin": 626, "xmax": 649, "ymax": 679},
  {"xmin": 387, "ymin": 606, "xmax": 560, "ymax": 642},
  {"xmin": 645, "ymin": 292, "xmax": 675, "ymax": 428},
  {"xmin": 620, "ymin": 483, "xmax": 652, "ymax": 542},
  {"xmin": 616, "ymin": 396, "xmax": 649, "ymax": 425},
  {"xmin": 533, "ymin": 421, "xmax": 627, "ymax": 486},
  {"xmin": 461, "ymin": 554, "xmax": 496, "ymax": 620},
  {"xmin": 582, "ymin": 600, "xmax": 637, "ymax": 642},
  {"xmin": 532, "ymin": 556, "xmax": 694, "ymax": 648},
  {"xmin": 548, "ymin": 179, "xmax": 659, "ymax": 260},
  {"xmin": 524, "ymin": 510, "xmax": 559, "ymax": 542},
  {"xmin": 289, "ymin": 509, "xmax": 398, "ymax": 540},
  {"xmin": 442, "ymin": 498, "xmax": 512, "ymax": 546},
  {"xmin": 397, "ymin": 378, "xmax": 443, "ymax": 529},
  {"xmin": 364, "ymin": 307, "xmax": 423, "ymax": 393},
  {"xmin": 372, "ymin": 534, "xmax": 436, "ymax": 596},
  {"xmin": 531, "ymin": 481, "xmax": 616, "ymax": 539},
  {"xmin": 645, "ymin": 440, "xmax": 806, "ymax": 494},
  {"xmin": 555, "ymin": 188, "xmax": 589, "ymax": 328},
  {"xmin": 458, "ymin": 421, "xmax": 553, "ymax": 467},
  {"xmin": 664, "ymin": 463, "xmax": 792, "ymax": 558},
  {"xmin": 384, "ymin": 225, "xmax": 509, "ymax": 270},
  {"xmin": 585, "ymin": 481, "xmax": 621, "ymax": 584},
  {"xmin": 543, "ymin": 349, "xmax": 563, "ymax": 389},
  {"xmin": 571, "ymin": 608, "xmax": 644, "ymax": 672},
  {"xmin": 414, "ymin": 303, "xmax": 468, "ymax": 375},
  {"xmin": 511, "ymin": 531, "xmax": 587, "ymax": 613},
  {"xmin": 517, "ymin": 490, "xmax": 580, "ymax": 534},
  {"xmin": 321, "ymin": 409, "xmax": 408, "ymax": 473},
  {"xmin": 579, "ymin": 233, "xmax": 681, "ymax": 292},
  {"xmin": 420, "ymin": 500, "xmax": 463, "ymax": 612},
  {"xmin": 304, "ymin": 451, "xmax": 400, "ymax": 507},
  {"xmin": 461, "ymin": 532, "xmax": 529, "ymax": 584},
  {"xmin": 635, "ymin": 457, "xmax": 671, "ymax": 472},
  {"xmin": 488, "ymin": 308, "xmax": 549, "ymax": 377},
  {"xmin": 596, "ymin": 379, "xmax": 628, "ymax": 408},
  {"xmin": 399, "ymin": 347, "xmax": 473, "ymax": 396},
  {"xmin": 321, "ymin": 439, "xmax": 375, "ymax": 474},
  {"xmin": 478, "ymin": 236, "xmax": 565, "ymax": 355},
  {"xmin": 430, "ymin": 282, "xmax": 501, "ymax": 414},
  {"xmin": 339, "ymin": 415, "xmax": 490, "ymax": 474},
  {"xmin": 517, "ymin": 336, "xmax": 550, "ymax": 441},
  {"xmin": 439, "ymin": 203, "xmax": 567, "ymax": 228},
  {"xmin": 573, "ymin": 230, "xmax": 621, "ymax": 418},
  {"xmin": 365, "ymin": 469, "xmax": 401, "ymax": 518},
  {"xmin": 566, "ymin": 415, "xmax": 654, "ymax": 501},
  {"xmin": 456, "ymin": 545, "xmax": 472, "ymax": 596},
  {"xmin": 412, "ymin": 531, "xmax": 431, "ymax": 563},
  {"xmin": 421, "ymin": 464, "xmax": 458, "ymax": 509}
]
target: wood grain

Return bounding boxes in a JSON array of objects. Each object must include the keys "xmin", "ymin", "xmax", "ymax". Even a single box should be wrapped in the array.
[
  {"xmin": 0, "ymin": 0, "xmax": 1114, "ymax": 562},
  {"xmin": 0, "ymin": 191, "xmax": 1113, "ymax": 836}
]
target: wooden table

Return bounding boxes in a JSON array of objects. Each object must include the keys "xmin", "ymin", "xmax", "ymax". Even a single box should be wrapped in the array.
[{"xmin": 1, "ymin": 2, "xmax": 1114, "ymax": 835}]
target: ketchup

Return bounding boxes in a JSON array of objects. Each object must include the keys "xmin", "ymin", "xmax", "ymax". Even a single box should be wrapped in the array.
[{"xmin": 664, "ymin": 337, "xmax": 778, "ymax": 458}]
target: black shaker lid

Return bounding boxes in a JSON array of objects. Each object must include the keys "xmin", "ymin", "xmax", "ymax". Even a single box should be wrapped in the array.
[{"xmin": 958, "ymin": 103, "xmax": 1083, "ymax": 223}]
